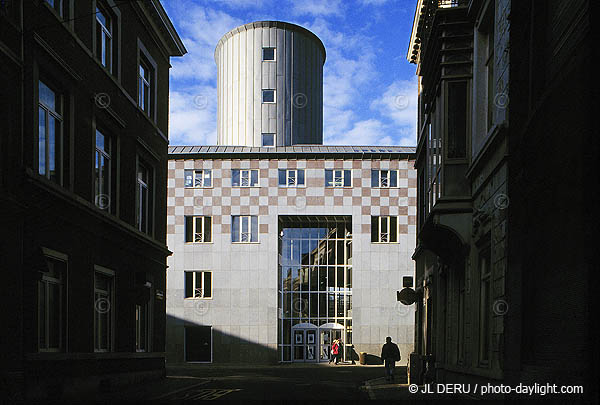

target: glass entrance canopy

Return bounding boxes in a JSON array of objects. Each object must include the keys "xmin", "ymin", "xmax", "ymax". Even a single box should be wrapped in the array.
[{"xmin": 278, "ymin": 216, "xmax": 352, "ymax": 362}]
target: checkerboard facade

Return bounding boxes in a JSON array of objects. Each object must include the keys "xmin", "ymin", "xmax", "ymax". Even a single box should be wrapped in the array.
[{"xmin": 166, "ymin": 154, "xmax": 417, "ymax": 363}]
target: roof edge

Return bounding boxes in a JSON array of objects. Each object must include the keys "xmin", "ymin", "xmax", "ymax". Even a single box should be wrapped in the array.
[{"xmin": 214, "ymin": 21, "xmax": 326, "ymax": 65}]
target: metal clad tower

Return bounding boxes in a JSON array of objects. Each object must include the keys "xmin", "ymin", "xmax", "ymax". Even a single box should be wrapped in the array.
[{"xmin": 215, "ymin": 21, "xmax": 326, "ymax": 147}]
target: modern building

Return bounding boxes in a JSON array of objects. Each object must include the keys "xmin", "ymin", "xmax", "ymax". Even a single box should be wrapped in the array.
[
  {"xmin": 165, "ymin": 21, "xmax": 418, "ymax": 364},
  {"xmin": 0, "ymin": 1, "xmax": 185, "ymax": 400},
  {"xmin": 408, "ymin": 0, "xmax": 596, "ymax": 402}
]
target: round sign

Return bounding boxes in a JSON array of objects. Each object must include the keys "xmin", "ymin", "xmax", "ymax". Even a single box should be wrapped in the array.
[{"xmin": 397, "ymin": 287, "xmax": 417, "ymax": 305}]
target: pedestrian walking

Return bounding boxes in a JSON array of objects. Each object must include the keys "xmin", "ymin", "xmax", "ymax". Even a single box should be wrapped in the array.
[
  {"xmin": 380, "ymin": 336, "xmax": 401, "ymax": 381},
  {"xmin": 330, "ymin": 339, "xmax": 340, "ymax": 365}
]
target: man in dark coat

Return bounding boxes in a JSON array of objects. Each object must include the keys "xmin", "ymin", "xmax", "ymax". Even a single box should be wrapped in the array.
[{"xmin": 381, "ymin": 336, "xmax": 401, "ymax": 381}]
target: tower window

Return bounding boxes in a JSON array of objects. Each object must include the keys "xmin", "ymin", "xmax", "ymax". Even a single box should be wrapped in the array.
[
  {"xmin": 262, "ymin": 90, "xmax": 275, "ymax": 103},
  {"xmin": 262, "ymin": 133, "xmax": 275, "ymax": 147},
  {"xmin": 262, "ymin": 47, "xmax": 276, "ymax": 61}
]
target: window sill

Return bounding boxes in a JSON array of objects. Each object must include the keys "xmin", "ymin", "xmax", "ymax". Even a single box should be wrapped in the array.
[
  {"xmin": 231, "ymin": 242, "xmax": 261, "ymax": 244},
  {"xmin": 184, "ymin": 186, "xmax": 214, "ymax": 189},
  {"xmin": 325, "ymin": 186, "xmax": 353, "ymax": 189},
  {"xmin": 371, "ymin": 242, "xmax": 401, "ymax": 244},
  {"xmin": 231, "ymin": 186, "xmax": 261, "ymax": 188},
  {"xmin": 184, "ymin": 242, "xmax": 214, "ymax": 245},
  {"xmin": 278, "ymin": 185, "xmax": 307, "ymax": 188},
  {"xmin": 184, "ymin": 297, "xmax": 213, "ymax": 301}
]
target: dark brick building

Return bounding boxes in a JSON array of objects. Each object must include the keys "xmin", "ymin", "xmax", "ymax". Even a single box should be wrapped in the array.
[
  {"xmin": 0, "ymin": 0, "xmax": 185, "ymax": 399},
  {"xmin": 408, "ymin": 0, "xmax": 596, "ymax": 402}
]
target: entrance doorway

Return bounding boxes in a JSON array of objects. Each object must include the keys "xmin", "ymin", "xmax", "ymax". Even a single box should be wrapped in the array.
[
  {"xmin": 292, "ymin": 323, "xmax": 318, "ymax": 362},
  {"xmin": 292, "ymin": 322, "xmax": 344, "ymax": 363}
]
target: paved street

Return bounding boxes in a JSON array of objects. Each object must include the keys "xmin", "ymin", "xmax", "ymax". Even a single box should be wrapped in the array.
[{"xmin": 98, "ymin": 363, "xmax": 394, "ymax": 401}]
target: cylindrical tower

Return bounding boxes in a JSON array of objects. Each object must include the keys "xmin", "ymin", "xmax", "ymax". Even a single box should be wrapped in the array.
[{"xmin": 215, "ymin": 21, "xmax": 326, "ymax": 147}]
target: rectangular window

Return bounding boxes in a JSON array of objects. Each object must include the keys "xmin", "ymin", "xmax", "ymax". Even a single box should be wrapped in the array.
[
  {"xmin": 371, "ymin": 169, "xmax": 398, "ymax": 188},
  {"xmin": 486, "ymin": 6, "xmax": 495, "ymax": 131},
  {"xmin": 447, "ymin": 81, "xmax": 467, "ymax": 159},
  {"xmin": 231, "ymin": 169, "xmax": 258, "ymax": 187},
  {"xmin": 325, "ymin": 169, "xmax": 351, "ymax": 187},
  {"xmin": 184, "ymin": 271, "xmax": 213, "ymax": 299},
  {"xmin": 262, "ymin": 89, "xmax": 275, "ymax": 103},
  {"xmin": 95, "ymin": 129, "xmax": 111, "ymax": 211},
  {"xmin": 94, "ymin": 269, "xmax": 114, "ymax": 352},
  {"xmin": 232, "ymin": 215, "xmax": 258, "ymax": 242},
  {"xmin": 262, "ymin": 133, "xmax": 275, "ymax": 147},
  {"xmin": 135, "ymin": 304, "xmax": 148, "ymax": 352},
  {"xmin": 278, "ymin": 169, "xmax": 305, "ymax": 187},
  {"xmin": 38, "ymin": 80, "xmax": 63, "ymax": 183},
  {"xmin": 38, "ymin": 255, "xmax": 66, "ymax": 352},
  {"xmin": 184, "ymin": 169, "xmax": 212, "ymax": 188},
  {"xmin": 262, "ymin": 47, "xmax": 275, "ymax": 61},
  {"xmin": 185, "ymin": 216, "xmax": 212, "ymax": 243},
  {"xmin": 478, "ymin": 246, "xmax": 491, "ymax": 364},
  {"xmin": 138, "ymin": 57, "xmax": 153, "ymax": 116},
  {"xmin": 95, "ymin": 3, "xmax": 112, "ymax": 71},
  {"xmin": 136, "ymin": 158, "xmax": 152, "ymax": 234},
  {"xmin": 371, "ymin": 216, "xmax": 398, "ymax": 243}
]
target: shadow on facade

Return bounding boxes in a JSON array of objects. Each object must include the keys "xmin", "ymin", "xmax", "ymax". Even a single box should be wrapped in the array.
[{"xmin": 166, "ymin": 315, "xmax": 279, "ymax": 365}]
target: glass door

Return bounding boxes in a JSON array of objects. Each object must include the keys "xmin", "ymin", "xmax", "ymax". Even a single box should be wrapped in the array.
[
  {"xmin": 320, "ymin": 329, "xmax": 331, "ymax": 362},
  {"xmin": 306, "ymin": 330, "xmax": 317, "ymax": 362},
  {"xmin": 293, "ymin": 330, "xmax": 305, "ymax": 361}
]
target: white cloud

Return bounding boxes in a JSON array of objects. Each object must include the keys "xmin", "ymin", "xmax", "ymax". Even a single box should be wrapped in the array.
[
  {"xmin": 370, "ymin": 78, "xmax": 418, "ymax": 145},
  {"xmin": 326, "ymin": 119, "xmax": 394, "ymax": 145},
  {"xmin": 166, "ymin": 4, "xmax": 244, "ymax": 81},
  {"xmin": 169, "ymin": 86, "xmax": 218, "ymax": 145},
  {"xmin": 291, "ymin": 0, "xmax": 344, "ymax": 17}
]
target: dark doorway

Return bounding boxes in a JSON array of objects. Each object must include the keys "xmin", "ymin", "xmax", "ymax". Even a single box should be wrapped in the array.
[{"xmin": 185, "ymin": 325, "xmax": 212, "ymax": 362}]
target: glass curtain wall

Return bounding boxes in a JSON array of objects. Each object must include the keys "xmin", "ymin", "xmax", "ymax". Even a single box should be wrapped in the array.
[{"xmin": 278, "ymin": 217, "xmax": 352, "ymax": 362}]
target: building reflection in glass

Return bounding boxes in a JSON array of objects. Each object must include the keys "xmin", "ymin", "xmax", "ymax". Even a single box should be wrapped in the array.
[{"xmin": 278, "ymin": 216, "xmax": 352, "ymax": 362}]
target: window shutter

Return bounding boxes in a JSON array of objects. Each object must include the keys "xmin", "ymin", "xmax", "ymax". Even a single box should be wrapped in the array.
[
  {"xmin": 371, "ymin": 170, "xmax": 379, "ymax": 187},
  {"xmin": 203, "ymin": 272, "xmax": 212, "ymax": 298},
  {"xmin": 232, "ymin": 169, "xmax": 240, "ymax": 186},
  {"xmin": 185, "ymin": 216, "xmax": 193, "ymax": 242},
  {"xmin": 278, "ymin": 169, "xmax": 286, "ymax": 186},
  {"xmin": 232, "ymin": 216, "xmax": 240, "ymax": 242},
  {"xmin": 325, "ymin": 169, "xmax": 333, "ymax": 187},
  {"xmin": 371, "ymin": 216, "xmax": 379, "ymax": 242},
  {"xmin": 390, "ymin": 216, "xmax": 398, "ymax": 242},
  {"xmin": 251, "ymin": 170, "xmax": 258, "ymax": 186},
  {"xmin": 344, "ymin": 170, "xmax": 351, "ymax": 187},
  {"xmin": 390, "ymin": 170, "xmax": 398, "ymax": 187},
  {"xmin": 185, "ymin": 272, "xmax": 193, "ymax": 298},
  {"xmin": 251, "ymin": 216, "xmax": 259, "ymax": 242},
  {"xmin": 204, "ymin": 216, "xmax": 212, "ymax": 242},
  {"xmin": 298, "ymin": 169, "xmax": 305, "ymax": 186}
]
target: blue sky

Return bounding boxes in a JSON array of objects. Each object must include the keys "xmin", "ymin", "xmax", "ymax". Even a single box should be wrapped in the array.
[{"xmin": 162, "ymin": 0, "xmax": 418, "ymax": 147}]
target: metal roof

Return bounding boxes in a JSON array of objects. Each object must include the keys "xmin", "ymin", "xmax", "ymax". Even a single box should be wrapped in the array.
[{"xmin": 168, "ymin": 145, "xmax": 416, "ymax": 157}]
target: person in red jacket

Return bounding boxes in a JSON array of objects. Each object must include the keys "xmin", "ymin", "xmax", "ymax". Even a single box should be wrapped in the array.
[
  {"xmin": 330, "ymin": 339, "xmax": 340, "ymax": 365},
  {"xmin": 381, "ymin": 336, "xmax": 401, "ymax": 381}
]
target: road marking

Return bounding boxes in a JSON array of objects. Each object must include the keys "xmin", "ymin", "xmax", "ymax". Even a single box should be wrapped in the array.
[{"xmin": 152, "ymin": 380, "xmax": 211, "ymax": 400}]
